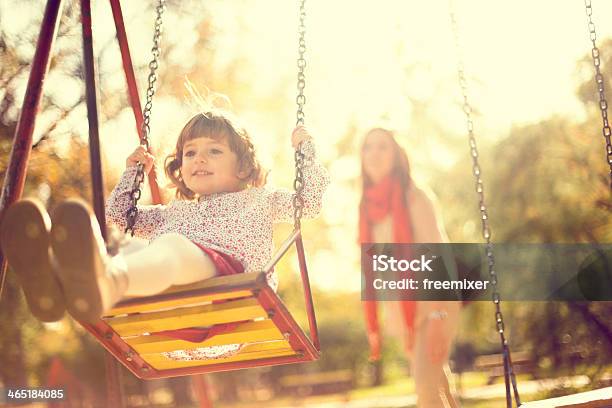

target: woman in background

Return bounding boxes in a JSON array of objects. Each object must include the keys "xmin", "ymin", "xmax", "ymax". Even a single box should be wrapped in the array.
[{"xmin": 359, "ymin": 127, "xmax": 461, "ymax": 408}]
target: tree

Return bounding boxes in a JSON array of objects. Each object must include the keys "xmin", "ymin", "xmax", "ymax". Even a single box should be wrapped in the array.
[{"xmin": 434, "ymin": 38, "xmax": 612, "ymax": 389}]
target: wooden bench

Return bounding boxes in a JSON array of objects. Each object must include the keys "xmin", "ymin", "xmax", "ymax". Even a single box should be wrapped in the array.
[
  {"xmin": 473, "ymin": 351, "xmax": 536, "ymax": 385},
  {"xmin": 279, "ymin": 369, "xmax": 354, "ymax": 397},
  {"xmin": 521, "ymin": 386, "xmax": 612, "ymax": 408}
]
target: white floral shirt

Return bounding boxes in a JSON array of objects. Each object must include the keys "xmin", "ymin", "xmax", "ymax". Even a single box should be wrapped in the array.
[{"xmin": 106, "ymin": 140, "xmax": 329, "ymax": 279}]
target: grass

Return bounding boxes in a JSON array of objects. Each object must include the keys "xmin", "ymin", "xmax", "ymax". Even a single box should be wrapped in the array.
[{"xmin": 214, "ymin": 372, "xmax": 520, "ymax": 408}]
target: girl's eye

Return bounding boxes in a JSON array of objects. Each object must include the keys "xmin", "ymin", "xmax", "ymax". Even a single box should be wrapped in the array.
[
  {"xmin": 210, "ymin": 148, "xmax": 223, "ymax": 154},
  {"xmin": 184, "ymin": 150, "xmax": 195, "ymax": 157}
]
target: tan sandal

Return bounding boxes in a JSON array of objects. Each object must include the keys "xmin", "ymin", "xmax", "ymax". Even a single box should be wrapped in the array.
[
  {"xmin": 0, "ymin": 199, "xmax": 66, "ymax": 322},
  {"xmin": 50, "ymin": 199, "xmax": 127, "ymax": 323}
]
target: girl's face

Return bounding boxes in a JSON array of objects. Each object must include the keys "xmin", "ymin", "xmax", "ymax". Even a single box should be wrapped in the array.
[
  {"xmin": 180, "ymin": 136, "xmax": 247, "ymax": 197},
  {"xmin": 362, "ymin": 129, "xmax": 396, "ymax": 184}
]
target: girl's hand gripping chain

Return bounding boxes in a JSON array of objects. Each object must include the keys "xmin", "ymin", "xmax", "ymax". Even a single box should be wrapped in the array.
[
  {"xmin": 292, "ymin": 125, "xmax": 313, "ymax": 149},
  {"xmin": 126, "ymin": 145, "xmax": 156, "ymax": 174}
]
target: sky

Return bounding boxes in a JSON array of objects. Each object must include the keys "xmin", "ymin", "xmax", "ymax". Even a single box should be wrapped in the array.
[{"xmin": 1, "ymin": 0, "xmax": 611, "ymax": 292}]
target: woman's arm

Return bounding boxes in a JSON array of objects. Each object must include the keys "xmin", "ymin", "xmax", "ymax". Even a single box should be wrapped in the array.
[
  {"xmin": 410, "ymin": 185, "xmax": 461, "ymax": 363},
  {"xmin": 409, "ymin": 185, "xmax": 449, "ymax": 244}
]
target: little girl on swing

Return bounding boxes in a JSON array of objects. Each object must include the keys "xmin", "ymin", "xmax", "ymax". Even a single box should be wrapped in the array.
[{"xmin": 0, "ymin": 110, "xmax": 329, "ymax": 335}]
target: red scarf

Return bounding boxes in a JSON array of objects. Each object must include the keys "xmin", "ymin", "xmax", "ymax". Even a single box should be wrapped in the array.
[
  {"xmin": 359, "ymin": 176, "xmax": 412, "ymax": 243},
  {"xmin": 359, "ymin": 175, "xmax": 417, "ymax": 360}
]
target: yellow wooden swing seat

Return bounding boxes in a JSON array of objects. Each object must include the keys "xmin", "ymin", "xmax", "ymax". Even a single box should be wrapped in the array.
[{"xmin": 82, "ymin": 231, "xmax": 320, "ymax": 379}]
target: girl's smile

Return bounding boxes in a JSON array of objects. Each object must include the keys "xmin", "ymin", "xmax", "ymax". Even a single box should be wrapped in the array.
[{"xmin": 181, "ymin": 137, "xmax": 247, "ymax": 197}]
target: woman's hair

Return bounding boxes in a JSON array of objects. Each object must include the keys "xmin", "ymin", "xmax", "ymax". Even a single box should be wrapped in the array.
[
  {"xmin": 360, "ymin": 127, "xmax": 412, "ymax": 204},
  {"xmin": 165, "ymin": 111, "xmax": 267, "ymax": 199}
]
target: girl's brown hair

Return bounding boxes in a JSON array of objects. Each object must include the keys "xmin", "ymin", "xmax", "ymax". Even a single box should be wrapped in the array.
[
  {"xmin": 164, "ymin": 111, "xmax": 267, "ymax": 199},
  {"xmin": 360, "ymin": 127, "xmax": 412, "ymax": 204}
]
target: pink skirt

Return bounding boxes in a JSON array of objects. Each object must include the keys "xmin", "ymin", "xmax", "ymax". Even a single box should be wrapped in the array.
[
  {"xmin": 192, "ymin": 242, "xmax": 245, "ymax": 277},
  {"xmin": 151, "ymin": 244, "xmax": 246, "ymax": 344}
]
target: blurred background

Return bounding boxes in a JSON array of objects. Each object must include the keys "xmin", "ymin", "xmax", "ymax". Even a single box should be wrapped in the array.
[{"xmin": 0, "ymin": 0, "xmax": 611, "ymax": 406}]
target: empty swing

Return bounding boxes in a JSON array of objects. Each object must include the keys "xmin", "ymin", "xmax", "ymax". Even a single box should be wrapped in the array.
[{"xmin": 449, "ymin": 0, "xmax": 612, "ymax": 406}]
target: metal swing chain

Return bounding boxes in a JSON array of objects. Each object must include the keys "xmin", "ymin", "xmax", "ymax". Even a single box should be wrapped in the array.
[
  {"xmin": 125, "ymin": 0, "xmax": 166, "ymax": 236},
  {"xmin": 448, "ymin": 4, "xmax": 521, "ymax": 407},
  {"xmin": 584, "ymin": 0, "xmax": 612, "ymax": 190},
  {"xmin": 293, "ymin": 0, "xmax": 306, "ymax": 231}
]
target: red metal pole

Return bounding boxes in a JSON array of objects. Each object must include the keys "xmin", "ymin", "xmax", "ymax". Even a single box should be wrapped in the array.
[
  {"xmin": 108, "ymin": 0, "xmax": 143, "ymax": 134},
  {"xmin": 109, "ymin": 0, "xmax": 162, "ymax": 205},
  {"xmin": 0, "ymin": 0, "xmax": 64, "ymax": 298},
  {"xmin": 192, "ymin": 375, "xmax": 214, "ymax": 408},
  {"xmin": 81, "ymin": 0, "xmax": 106, "ymax": 239},
  {"xmin": 104, "ymin": 350, "xmax": 125, "ymax": 407},
  {"xmin": 295, "ymin": 233, "xmax": 320, "ymax": 351}
]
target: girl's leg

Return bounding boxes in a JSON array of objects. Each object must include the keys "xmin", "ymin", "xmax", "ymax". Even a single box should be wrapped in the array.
[
  {"xmin": 121, "ymin": 232, "xmax": 217, "ymax": 297},
  {"xmin": 50, "ymin": 200, "xmax": 217, "ymax": 322}
]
